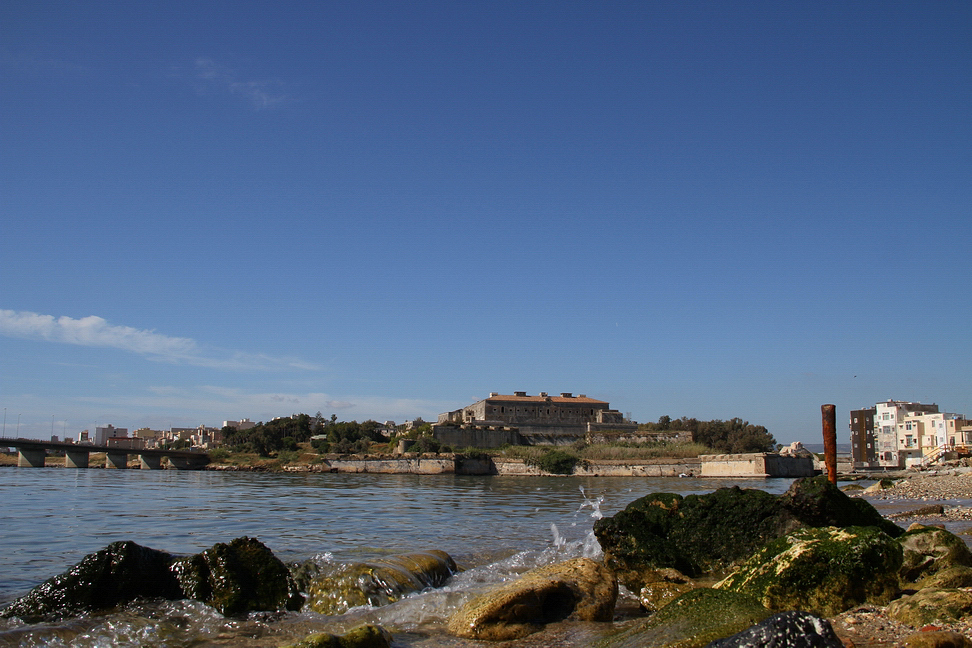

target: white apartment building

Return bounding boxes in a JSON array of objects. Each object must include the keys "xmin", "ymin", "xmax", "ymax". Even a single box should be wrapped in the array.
[
  {"xmin": 898, "ymin": 411, "xmax": 971, "ymax": 466},
  {"xmin": 874, "ymin": 400, "xmax": 938, "ymax": 468},
  {"xmin": 871, "ymin": 400, "xmax": 970, "ymax": 468}
]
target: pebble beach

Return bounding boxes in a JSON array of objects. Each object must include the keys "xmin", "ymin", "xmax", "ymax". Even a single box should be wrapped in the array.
[{"xmin": 830, "ymin": 467, "xmax": 972, "ymax": 647}]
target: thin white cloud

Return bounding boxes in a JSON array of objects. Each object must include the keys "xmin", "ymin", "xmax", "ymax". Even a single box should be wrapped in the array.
[
  {"xmin": 193, "ymin": 58, "xmax": 286, "ymax": 110},
  {"xmin": 0, "ymin": 309, "xmax": 317, "ymax": 372}
]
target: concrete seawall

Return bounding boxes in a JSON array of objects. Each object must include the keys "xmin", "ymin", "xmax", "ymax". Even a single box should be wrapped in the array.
[
  {"xmin": 699, "ymin": 453, "xmax": 815, "ymax": 478},
  {"xmin": 279, "ymin": 454, "xmax": 701, "ymax": 477}
]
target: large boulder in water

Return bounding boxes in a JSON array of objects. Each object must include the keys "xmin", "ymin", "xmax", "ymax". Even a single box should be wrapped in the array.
[
  {"xmin": 593, "ymin": 476, "xmax": 901, "ymax": 591},
  {"xmin": 714, "ymin": 526, "xmax": 903, "ymax": 617},
  {"xmin": 0, "ymin": 540, "xmax": 181, "ymax": 622},
  {"xmin": 171, "ymin": 536, "xmax": 302, "ymax": 615},
  {"xmin": 302, "ymin": 551, "xmax": 457, "ymax": 615},
  {"xmin": 447, "ymin": 557, "xmax": 617, "ymax": 641},
  {"xmin": 1, "ymin": 537, "xmax": 302, "ymax": 621}
]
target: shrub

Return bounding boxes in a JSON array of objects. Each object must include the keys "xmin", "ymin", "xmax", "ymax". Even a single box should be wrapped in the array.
[
  {"xmin": 525, "ymin": 449, "xmax": 580, "ymax": 475},
  {"xmin": 411, "ymin": 435, "xmax": 441, "ymax": 454}
]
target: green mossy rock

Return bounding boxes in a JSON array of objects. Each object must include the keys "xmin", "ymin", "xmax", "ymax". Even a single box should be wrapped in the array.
[
  {"xmin": 448, "ymin": 557, "xmax": 617, "ymax": 641},
  {"xmin": 304, "ymin": 551, "xmax": 456, "ymax": 615},
  {"xmin": 593, "ymin": 477, "xmax": 899, "ymax": 591},
  {"xmin": 593, "ymin": 487, "xmax": 795, "ymax": 586},
  {"xmin": 916, "ymin": 565, "xmax": 972, "ymax": 590},
  {"xmin": 715, "ymin": 526, "xmax": 903, "ymax": 617},
  {"xmin": 899, "ymin": 525, "xmax": 972, "ymax": 584},
  {"xmin": 638, "ymin": 568, "xmax": 697, "ymax": 614},
  {"xmin": 887, "ymin": 588, "xmax": 972, "ymax": 627},
  {"xmin": 170, "ymin": 536, "xmax": 303, "ymax": 615},
  {"xmin": 283, "ymin": 625, "xmax": 393, "ymax": 648},
  {"xmin": 0, "ymin": 541, "xmax": 182, "ymax": 622},
  {"xmin": 598, "ymin": 588, "xmax": 771, "ymax": 648}
]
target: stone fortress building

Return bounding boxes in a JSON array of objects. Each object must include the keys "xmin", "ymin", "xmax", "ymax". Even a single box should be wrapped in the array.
[{"xmin": 434, "ymin": 391, "xmax": 638, "ymax": 447}]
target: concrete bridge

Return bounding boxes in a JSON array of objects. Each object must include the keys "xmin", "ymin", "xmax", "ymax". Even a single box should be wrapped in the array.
[{"xmin": 0, "ymin": 437, "xmax": 210, "ymax": 470}]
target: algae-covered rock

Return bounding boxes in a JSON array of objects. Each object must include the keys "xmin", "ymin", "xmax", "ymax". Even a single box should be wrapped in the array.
[
  {"xmin": 599, "ymin": 588, "xmax": 771, "ymax": 648},
  {"xmin": 283, "ymin": 625, "xmax": 393, "ymax": 648},
  {"xmin": 304, "ymin": 551, "xmax": 456, "ymax": 615},
  {"xmin": 593, "ymin": 487, "xmax": 797, "ymax": 587},
  {"xmin": 448, "ymin": 557, "xmax": 617, "ymax": 641},
  {"xmin": 887, "ymin": 588, "xmax": 972, "ymax": 627},
  {"xmin": 593, "ymin": 476, "xmax": 900, "ymax": 592},
  {"xmin": 898, "ymin": 525, "xmax": 972, "ymax": 583},
  {"xmin": 170, "ymin": 536, "xmax": 303, "ymax": 615},
  {"xmin": 638, "ymin": 568, "xmax": 697, "ymax": 615},
  {"xmin": 916, "ymin": 565, "xmax": 972, "ymax": 590},
  {"xmin": 704, "ymin": 610, "xmax": 844, "ymax": 648},
  {"xmin": 0, "ymin": 541, "xmax": 181, "ymax": 621},
  {"xmin": 714, "ymin": 526, "xmax": 903, "ymax": 617}
]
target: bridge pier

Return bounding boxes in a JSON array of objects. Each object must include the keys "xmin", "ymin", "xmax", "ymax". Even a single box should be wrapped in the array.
[
  {"xmin": 139, "ymin": 454, "xmax": 163, "ymax": 470},
  {"xmin": 167, "ymin": 455, "xmax": 209, "ymax": 470},
  {"xmin": 18, "ymin": 448, "xmax": 46, "ymax": 468},
  {"xmin": 105, "ymin": 452, "xmax": 129, "ymax": 469},
  {"xmin": 65, "ymin": 449, "xmax": 90, "ymax": 469}
]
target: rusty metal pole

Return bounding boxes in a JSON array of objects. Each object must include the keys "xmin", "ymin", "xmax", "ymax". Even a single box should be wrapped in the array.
[{"xmin": 821, "ymin": 404, "xmax": 837, "ymax": 484}]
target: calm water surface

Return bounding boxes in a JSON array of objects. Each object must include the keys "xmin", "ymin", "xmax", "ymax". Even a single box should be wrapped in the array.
[{"xmin": 0, "ymin": 468, "xmax": 798, "ymax": 647}]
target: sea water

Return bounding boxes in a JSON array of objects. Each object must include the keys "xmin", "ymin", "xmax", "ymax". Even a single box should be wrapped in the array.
[{"xmin": 0, "ymin": 468, "xmax": 797, "ymax": 647}]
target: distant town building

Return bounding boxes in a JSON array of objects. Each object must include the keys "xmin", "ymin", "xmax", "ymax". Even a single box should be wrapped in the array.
[
  {"xmin": 851, "ymin": 399, "xmax": 970, "ymax": 469},
  {"xmin": 849, "ymin": 407, "xmax": 876, "ymax": 466},
  {"xmin": 222, "ymin": 418, "xmax": 256, "ymax": 431},
  {"xmin": 94, "ymin": 425, "xmax": 128, "ymax": 446},
  {"xmin": 435, "ymin": 391, "xmax": 636, "ymax": 447}
]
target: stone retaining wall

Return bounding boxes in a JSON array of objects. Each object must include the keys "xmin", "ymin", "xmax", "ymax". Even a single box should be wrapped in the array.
[{"xmin": 297, "ymin": 454, "xmax": 700, "ymax": 477}]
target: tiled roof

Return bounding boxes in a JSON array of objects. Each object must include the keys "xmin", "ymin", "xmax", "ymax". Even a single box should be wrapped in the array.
[{"xmin": 481, "ymin": 394, "xmax": 608, "ymax": 405}]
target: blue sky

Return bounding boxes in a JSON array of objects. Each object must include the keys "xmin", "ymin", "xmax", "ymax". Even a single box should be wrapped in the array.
[{"xmin": 2, "ymin": 1, "xmax": 970, "ymax": 444}]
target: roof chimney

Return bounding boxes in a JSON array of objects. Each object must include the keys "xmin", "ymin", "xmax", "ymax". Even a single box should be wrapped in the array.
[
  {"xmin": 561, "ymin": 392, "xmax": 573, "ymax": 398},
  {"xmin": 514, "ymin": 391, "xmax": 527, "ymax": 397}
]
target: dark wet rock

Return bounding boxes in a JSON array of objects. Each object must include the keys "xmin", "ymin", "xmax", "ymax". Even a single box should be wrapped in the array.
[
  {"xmin": 593, "ymin": 476, "xmax": 899, "ymax": 591},
  {"xmin": 282, "ymin": 625, "xmax": 393, "ymax": 648},
  {"xmin": 887, "ymin": 588, "xmax": 972, "ymax": 627},
  {"xmin": 715, "ymin": 526, "xmax": 902, "ymax": 617},
  {"xmin": 778, "ymin": 476, "xmax": 902, "ymax": 537},
  {"xmin": 303, "ymin": 551, "xmax": 457, "ymax": 615},
  {"xmin": 890, "ymin": 504, "xmax": 947, "ymax": 519},
  {"xmin": 600, "ymin": 588, "xmax": 771, "ymax": 648},
  {"xmin": 0, "ymin": 541, "xmax": 181, "ymax": 622},
  {"xmin": 447, "ymin": 557, "xmax": 617, "ymax": 641},
  {"xmin": 704, "ymin": 610, "xmax": 844, "ymax": 647},
  {"xmin": 171, "ymin": 536, "xmax": 302, "ymax": 615},
  {"xmin": 898, "ymin": 525, "xmax": 972, "ymax": 583},
  {"xmin": 1, "ymin": 537, "xmax": 301, "ymax": 621},
  {"xmin": 904, "ymin": 630, "xmax": 972, "ymax": 648}
]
